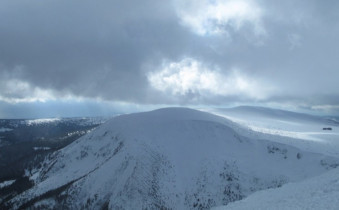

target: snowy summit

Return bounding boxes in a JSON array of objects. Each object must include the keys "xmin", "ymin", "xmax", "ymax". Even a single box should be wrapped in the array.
[{"xmin": 2, "ymin": 108, "xmax": 339, "ymax": 209}]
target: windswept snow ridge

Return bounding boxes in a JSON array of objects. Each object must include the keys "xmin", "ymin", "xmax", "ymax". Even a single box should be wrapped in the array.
[
  {"xmin": 209, "ymin": 106, "xmax": 339, "ymax": 157},
  {"xmin": 3, "ymin": 108, "xmax": 339, "ymax": 209}
]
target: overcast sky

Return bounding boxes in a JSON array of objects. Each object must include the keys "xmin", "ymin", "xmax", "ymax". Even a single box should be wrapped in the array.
[{"xmin": 1, "ymin": 0, "xmax": 339, "ymax": 118}]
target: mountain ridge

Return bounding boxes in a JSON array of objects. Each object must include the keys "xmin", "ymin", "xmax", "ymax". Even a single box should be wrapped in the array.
[{"xmin": 3, "ymin": 108, "xmax": 338, "ymax": 209}]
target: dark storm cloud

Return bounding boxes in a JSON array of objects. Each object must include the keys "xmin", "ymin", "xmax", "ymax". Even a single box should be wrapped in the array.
[
  {"xmin": 0, "ymin": 0, "xmax": 196, "ymax": 102},
  {"xmin": 1, "ymin": 0, "xmax": 339, "ymax": 114}
]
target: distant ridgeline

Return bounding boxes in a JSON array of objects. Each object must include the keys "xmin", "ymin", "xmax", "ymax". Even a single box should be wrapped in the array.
[{"xmin": 0, "ymin": 117, "xmax": 109, "ymax": 204}]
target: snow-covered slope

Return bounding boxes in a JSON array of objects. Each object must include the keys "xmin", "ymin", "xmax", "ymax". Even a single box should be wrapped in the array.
[
  {"xmin": 3, "ymin": 108, "xmax": 339, "ymax": 209},
  {"xmin": 209, "ymin": 106, "xmax": 339, "ymax": 158},
  {"xmin": 213, "ymin": 167, "xmax": 339, "ymax": 210},
  {"xmin": 215, "ymin": 106, "xmax": 330, "ymax": 124}
]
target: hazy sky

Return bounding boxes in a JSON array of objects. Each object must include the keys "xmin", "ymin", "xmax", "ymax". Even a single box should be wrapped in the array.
[{"xmin": 1, "ymin": 0, "xmax": 339, "ymax": 118}]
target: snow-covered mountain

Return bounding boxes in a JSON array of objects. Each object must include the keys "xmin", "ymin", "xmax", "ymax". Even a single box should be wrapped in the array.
[
  {"xmin": 0, "ymin": 116, "xmax": 110, "ymax": 146},
  {"xmin": 2, "ymin": 108, "xmax": 339, "ymax": 209},
  {"xmin": 209, "ymin": 106, "xmax": 339, "ymax": 158},
  {"xmin": 213, "ymin": 166, "xmax": 339, "ymax": 210}
]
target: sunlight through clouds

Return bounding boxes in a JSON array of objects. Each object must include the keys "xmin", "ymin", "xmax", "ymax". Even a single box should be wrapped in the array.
[
  {"xmin": 148, "ymin": 58, "xmax": 274, "ymax": 100},
  {"xmin": 0, "ymin": 79, "xmax": 57, "ymax": 103},
  {"xmin": 175, "ymin": 0, "xmax": 265, "ymax": 36},
  {"xmin": 1, "ymin": 0, "xmax": 339, "ymax": 116}
]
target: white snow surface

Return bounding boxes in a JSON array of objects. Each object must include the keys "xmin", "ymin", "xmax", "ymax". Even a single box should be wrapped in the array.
[
  {"xmin": 0, "ymin": 180, "xmax": 15, "ymax": 189},
  {"xmin": 25, "ymin": 118, "xmax": 61, "ymax": 126},
  {"xmin": 213, "ymin": 167, "xmax": 339, "ymax": 210},
  {"xmin": 208, "ymin": 106, "xmax": 339, "ymax": 158},
  {"xmin": 22, "ymin": 116, "xmax": 109, "ymax": 126},
  {"xmin": 7, "ymin": 108, "xmax": 339, "ymax": 209}
]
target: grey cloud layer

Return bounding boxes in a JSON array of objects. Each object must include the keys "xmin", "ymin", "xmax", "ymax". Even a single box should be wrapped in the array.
[
  {"xmin": 0, "ymin": 0, "xmax": 191, "ymax": 103},
  {"xmin": 1, "ymin": 0, "xmax": 339, "ymax": 109}
]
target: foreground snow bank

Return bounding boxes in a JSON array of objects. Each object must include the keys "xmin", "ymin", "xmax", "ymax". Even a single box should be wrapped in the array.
[{"xmin": 214, "ymin": 167, "xmax": 339, "ymax": 210}]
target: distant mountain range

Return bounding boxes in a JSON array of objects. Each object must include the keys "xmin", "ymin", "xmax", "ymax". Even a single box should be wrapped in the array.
[{"xmin": 0, "ymin": 116, "xmax": 110, "ymax": 199}]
